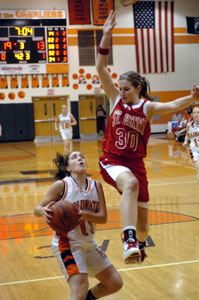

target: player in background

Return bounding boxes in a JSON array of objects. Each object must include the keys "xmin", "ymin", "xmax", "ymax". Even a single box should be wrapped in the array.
[
  {"xmin": 183, "ymin": 106, "xmax": 199, "ymax": 182},
  {"xmin": 34, "ymin": 151, "xmax": 122, "ymax": 300},
  {"xmin": 55, "ymin": 105, "xmax": 77, "ymax": 154},
  {"xmin": 96, "ymin": 10, "xmax": 199, "ymax": 264}
]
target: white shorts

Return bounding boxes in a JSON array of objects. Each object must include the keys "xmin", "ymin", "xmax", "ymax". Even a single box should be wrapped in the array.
[
  {"xmin": 101, "ymin": 163, "xmax": 149, "ymax": 209},
  {"xmin": 52, "ymin": 240, "xmax": 112, "ymax": 280},
  {"xmin": 60, "ymin": 130, "xmax": 72, "ymax": 141}
]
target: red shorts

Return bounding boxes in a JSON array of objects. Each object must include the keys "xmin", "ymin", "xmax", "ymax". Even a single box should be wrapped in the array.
[{"xmin": 99, "ymin": 153, "xmax": 149, "ymax": 203}]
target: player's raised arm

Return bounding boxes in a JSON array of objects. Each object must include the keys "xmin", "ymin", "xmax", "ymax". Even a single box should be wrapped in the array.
[
  {"xmin": 147, "ymin": 85, "xmax": 199, "ymax": 122},
  {"xmin": 96, "ymin": 10, "xmax": 119, "ymax": 106}
]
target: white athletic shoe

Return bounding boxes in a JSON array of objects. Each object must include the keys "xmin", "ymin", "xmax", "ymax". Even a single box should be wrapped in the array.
[{"xmin": 123, "ymin": 238, "xmax": 140, "ymax": 264}]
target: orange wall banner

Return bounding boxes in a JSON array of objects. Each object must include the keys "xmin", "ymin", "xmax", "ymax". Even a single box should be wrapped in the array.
[
  {"xmin": 92, "ymin": 0, "xmax": 114, "ymax": 25},
  {"xmin": 68, "ymin": 0, "xmax": 91, "ymax": 25}
]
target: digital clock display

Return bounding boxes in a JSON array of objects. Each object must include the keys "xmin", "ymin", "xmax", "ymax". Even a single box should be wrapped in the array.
[{"xmin": 0, "ymin": 26, "xmax": 68, "ymax": 64}]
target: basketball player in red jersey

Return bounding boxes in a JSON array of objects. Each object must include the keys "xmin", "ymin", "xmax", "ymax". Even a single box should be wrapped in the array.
[
  {"xmin": 34, "ymin": 151, "xmax": 122, "ymax": 300},
  {"xmin": 96, "ymin": 10, "xmax": 199, "ymax": 264}
]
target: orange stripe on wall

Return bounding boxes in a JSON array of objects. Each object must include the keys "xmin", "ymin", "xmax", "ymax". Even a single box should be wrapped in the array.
[
  {"xmin": 68, "ymin": 36, "xmax": 78, "ymax": 46},
  {"xmin": 46, "ymin": 64, "xmax": 69, "ymax": 74},
  {"xmin": 174, "ymin": 27, "xmax": 187, "ymax": 33},
  {"xmin": 68, "ymin": 35, "xmax": 198, "ymax": 47},
  {"xmin": 174, "ymin": 35, "xmax": 199, "ymax": 44},
  {"xmin": 112, "ymin": 28, "xmax": 135, "ymax": 34},
  {"xmin": 68, "ymin": 28, "xmax": 186, "ymax": 35},
  {"xmin": 112, "ymin": 35, "xmax": 135, "ymax": 45},
  {"xmin": 68, "ymin": 28, "xmax": 185, "ymax": 35},
  {"xmin": 68, "ymin": 28, "xmax": 78, "ymax": 35}
]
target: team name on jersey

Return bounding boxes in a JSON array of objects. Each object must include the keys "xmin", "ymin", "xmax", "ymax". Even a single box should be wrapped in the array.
[
  {"xmin": 74, "ymin": 199, "xmax": 99, "ymax": 212},
  {"xmin": 112, "ymin": 110, "xmax": 148, "ymax": 135}
]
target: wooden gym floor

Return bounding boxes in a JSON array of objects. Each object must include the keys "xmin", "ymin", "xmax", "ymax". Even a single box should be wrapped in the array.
[{"xmin": 0, "ymin": 135, "xmax": 199, "ymax": 300}]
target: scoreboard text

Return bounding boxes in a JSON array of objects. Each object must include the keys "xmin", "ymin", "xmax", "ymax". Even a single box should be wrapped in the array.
[{"xmin": 0, "ymin": 26, "xmax": 68, "ymax": 64}]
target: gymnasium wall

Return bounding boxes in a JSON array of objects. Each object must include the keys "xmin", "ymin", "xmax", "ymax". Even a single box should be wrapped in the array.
[{"xmin": 0, "ymin": 0, "xmax": 199, "ymax": 134}]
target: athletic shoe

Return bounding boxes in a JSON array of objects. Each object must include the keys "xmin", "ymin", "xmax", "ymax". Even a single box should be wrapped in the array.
[{"xmin": 123, "ymin": 238, "xmax": 140, "ymax": 264}]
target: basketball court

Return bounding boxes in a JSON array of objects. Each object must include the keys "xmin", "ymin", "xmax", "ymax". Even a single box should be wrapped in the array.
[{"xmin": 0, "ymin": 135, "xmax": 199, "ymax": 299}]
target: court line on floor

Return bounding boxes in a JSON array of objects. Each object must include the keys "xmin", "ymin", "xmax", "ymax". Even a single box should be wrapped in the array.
[
  {"xmin": 118, "ymin": 259, "xmax": 199, "ymax": 272},
  {"xmin": 105, "ymin": 180, "xmax": 197, "ymax": 189},
  {"xmin": 149, "ymin": 180, "xmax": 197, "ymax": 186},
  {"xmin": 1, "ymin": 259, "xmax": 199, "ymax": 286},
  {"xmin": 146, "ymin": 157, "xmax": 195, "ymax": 170}
]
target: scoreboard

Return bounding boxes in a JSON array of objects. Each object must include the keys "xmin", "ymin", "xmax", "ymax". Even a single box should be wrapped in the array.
[{"xmin": 0, "ymin": 26, "xmax": 68, "ymax": 64}]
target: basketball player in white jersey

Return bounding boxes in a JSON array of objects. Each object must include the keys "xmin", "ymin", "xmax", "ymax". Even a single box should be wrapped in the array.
[
  {"xmin": 34, "ymin": 151, "xmax": 122, "ymax": 300},
  {"xmin": 55, "ymin": 105, "xmax": 77, "ymax": 154},
  {"xmin": 183, "ymin": 106, "xmax": 199, "ymax": 182}
]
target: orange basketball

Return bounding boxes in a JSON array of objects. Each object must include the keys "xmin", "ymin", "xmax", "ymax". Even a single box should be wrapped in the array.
[
  {"xmin": 18, "ymin": 91, "xmax": 26, "ymax": 98},
  {"xmin": 8, "ymin": 92, "xmax": 16, "ymax": 100},
  {"xmin": 0, "ymin": 92, "xmax": 6, "ymax": 100},
  {"xmin": 49, "ymin": 201, "xmax": 80, "ymax": 233}
]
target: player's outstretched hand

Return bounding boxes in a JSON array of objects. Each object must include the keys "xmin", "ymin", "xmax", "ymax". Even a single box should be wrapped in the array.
[{"xmin": 103, "ymin": 10, "xmax": 117, "ymax": 35}]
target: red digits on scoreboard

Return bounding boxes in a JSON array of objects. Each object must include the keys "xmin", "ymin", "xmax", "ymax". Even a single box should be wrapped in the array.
[
  {"xmin": 62, "ymin": 30, "xmax": 66, "ymax": 36},
  {"xmin": 37, "ymin": 41, "xmax": 45, "ymax": 50},
  {"xmin": 4, "ymin": 42, "xmax": 12, "ymax": 50},
  {"xmin": 1, "ymin": 53, "xmax": 6, "ymax": 61}
]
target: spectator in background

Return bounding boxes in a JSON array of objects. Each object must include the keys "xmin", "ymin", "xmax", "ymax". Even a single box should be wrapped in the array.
[
  {"xmin": 172, "ymin": 114, "xmax": 188, "ymax": 142},
  {"xmin": 96, "ymin": 105, "xmax": 107, "ymax": 134},
  {"xmin": 186, "ymin": 105, "xmax": 193, "ymax": 119},
  {"xmin": 183, "ymin": 106, "xmax": 199, "ymax": 182},
  {"xmin": 171, "ymin": 111, "xmax": 182, "ymax": 123}
]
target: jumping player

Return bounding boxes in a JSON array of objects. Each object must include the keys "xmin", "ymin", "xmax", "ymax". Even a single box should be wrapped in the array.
[
  {"xmin": 55, "ymin": 105, "xmax": 77, "ymax": 154},
  {"xmin": 34, "ymin": 151, "xmax": 122, "ymax": 300},
  {"xmin": 96, "ymin": 10, "xmax": 199, "ymax": 264},
  {"xmin": 183, "ymin": 106, "xmax": 199, "ymax": 182}
]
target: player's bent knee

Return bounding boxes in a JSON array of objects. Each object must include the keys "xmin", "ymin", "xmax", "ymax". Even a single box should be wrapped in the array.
[
  {"xmin": 124, "ymin": 176, "xmax": 139, "ymax": 192},
  {"xmin": 69, "ymin": 274, "xmax": 88, "ymax": 300},
  {"xmin": 107, "ymin": 273, "xmax": 123, "ymax": 293}
]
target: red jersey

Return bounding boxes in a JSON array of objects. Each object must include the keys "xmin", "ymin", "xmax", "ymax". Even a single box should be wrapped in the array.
[{"xmin": 102, "ymin": 97, "xmax": 151, "ymax": 161}]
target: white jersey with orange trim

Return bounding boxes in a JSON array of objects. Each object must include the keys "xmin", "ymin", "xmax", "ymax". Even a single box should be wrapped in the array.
[
  {"xmin": 52, "ymin": 176, "xmax": 99, "ymax": 245},
  {"xmin": 188, "ymin": 122, "xmax": 199, "ymax": 153},
  {"xmin": 59, "ymin": 113, "xmax": 72, "ymax": 133},
  {"xmin": 51, "ymin": 176, "xmax": 112, "ymax": 280}
]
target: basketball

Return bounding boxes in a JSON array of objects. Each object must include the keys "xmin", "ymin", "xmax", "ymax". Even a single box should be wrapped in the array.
[{"xmin": 49, "ymin": 200, "xmax": 80, "ymax": 233}]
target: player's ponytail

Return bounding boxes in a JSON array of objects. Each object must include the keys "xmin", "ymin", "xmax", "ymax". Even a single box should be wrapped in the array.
[
  {"xmin": 53, "ymin": 152, "xmax": 70, "ymax": 180},
  {"xmin": 119, "ymin": 71, "xmax": 154, "ymax": 101}
]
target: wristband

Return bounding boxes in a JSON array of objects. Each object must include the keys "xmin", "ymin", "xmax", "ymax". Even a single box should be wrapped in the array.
[{"xmin": 98, "ymin": 46, "xmax": 109, "ymax": 55}]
